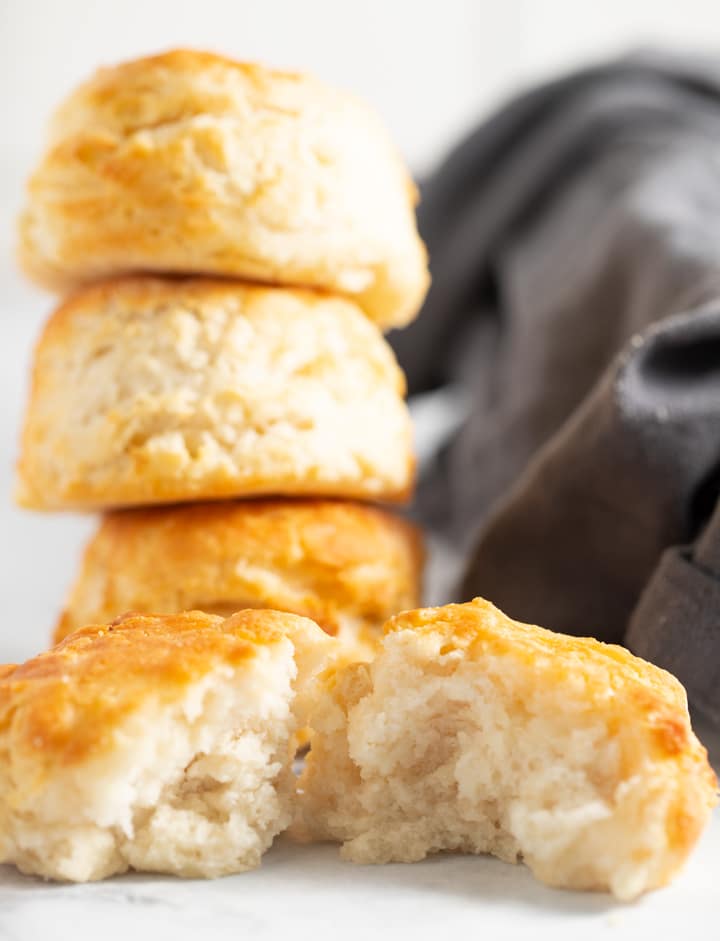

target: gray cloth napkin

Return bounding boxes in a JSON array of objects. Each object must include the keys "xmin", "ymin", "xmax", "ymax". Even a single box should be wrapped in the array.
[{"xmin": 391, "ymin": 53, "xmax": 720, "ymax": 724}]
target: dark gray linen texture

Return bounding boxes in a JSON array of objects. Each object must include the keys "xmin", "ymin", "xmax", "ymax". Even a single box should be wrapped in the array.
[{"xmin": 391, "ymin": 53, "xmax": 720, "ymax": 723}]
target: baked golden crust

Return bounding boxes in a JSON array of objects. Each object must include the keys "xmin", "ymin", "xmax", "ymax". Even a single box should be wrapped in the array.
[
  {"xmin": 18, "ymin": 49, "xmax": 429, "ymax": 330},
  {"xmin": 0, "ymin": 609, "xmax": 320, "ymax": 771},
  {"xmin": 297, "ymin": 598, "xmax": 717, "ymax": 898},
  {"xmin": 15, "ymin": 277, "xmax": 415, "ymax": 510},
  {"xmin": 386, "ymin": 598, "xmax": 692, "ymax": 710},
  {"xmin": 54, "ymin": 499, "xmax": 424, "ymax": 660}
]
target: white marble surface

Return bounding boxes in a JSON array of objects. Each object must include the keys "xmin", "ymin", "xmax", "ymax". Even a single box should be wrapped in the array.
[{"xmin": 1, "ymin": 809, "xmax": 719, "ymax": 941}]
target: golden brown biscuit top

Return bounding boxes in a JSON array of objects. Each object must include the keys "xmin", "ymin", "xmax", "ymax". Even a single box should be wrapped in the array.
[
  {"xmin": 91, "ymin": 498, "xmax": 422, "ymax": 620},
  {"xmin": 89, "ymin": 47, "xmax": 302, "ymax": 83},
  {"xmin": 48, "ymin": 48, "xmax": 363, "ymax": 144},
  {"xmin": 0, "ymin": 609, "xmax": 311, "ymax": 769},
  {"xmin": 384, "ymin": 598, "xmax": 717, "ymax": 775},
  {"xmin": 386, "ymin": 598, "xmax": 682, "ymax": 698}
]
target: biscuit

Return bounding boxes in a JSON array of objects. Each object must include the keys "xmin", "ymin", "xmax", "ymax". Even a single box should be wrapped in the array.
[
  {"xmin": 18, "ymin": 49, "xmax": 429, "ymax": 330},
  {"xmin": 54, "ymin": 499, "xmax": 424, "ymax": 661},
  {"xmin": 16, "ymin": 277, "xmax": 414, "ymax": 510},
  {"xmin": 296, "ymin": 597, "xmax": 717, "ymax": 900},
  {"xmin": 0, "ymin": 609, "xmax": 337, "ymax": 882}
]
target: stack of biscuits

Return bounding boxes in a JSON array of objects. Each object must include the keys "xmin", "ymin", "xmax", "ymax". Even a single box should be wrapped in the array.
[
  {"xmin": 14, "ymin": 49, "xmax": 429, "ymax": 659},
  {"xmin": 2, "ymin": 50, "xmax": 716, "ymax": 895}
]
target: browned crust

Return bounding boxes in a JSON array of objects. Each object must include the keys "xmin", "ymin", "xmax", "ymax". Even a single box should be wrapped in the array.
[
  {"xmin": 0, "ymin": 609, "xmax": 315, "ymax": 770},
  {"xmin": 18, "ymin": 50, "xmax": 429, "ymax": 328},
  {"xmin": 53, "ymin": 499, "xmax": 424, "ymax": 648}
]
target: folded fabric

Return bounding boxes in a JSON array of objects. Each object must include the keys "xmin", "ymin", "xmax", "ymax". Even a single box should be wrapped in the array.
[{"xmin": 391, "ymin": 52, "xmax": 720, "ymax": 724}]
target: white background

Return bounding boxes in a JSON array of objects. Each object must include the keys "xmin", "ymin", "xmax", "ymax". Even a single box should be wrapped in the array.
[{"xmin": 2, "ymin": 0, "xmax": 720, "ymax": 662}]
